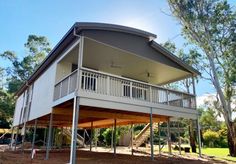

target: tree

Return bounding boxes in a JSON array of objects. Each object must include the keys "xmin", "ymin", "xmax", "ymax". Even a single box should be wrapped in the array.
[
  {"xmin": 203, "ymin": 130, "xmax": 219, "ymax": 147},
  {"xmin": 0, "ymin": 89, "xmax": 15, "ymax": 128},
  {"xmin": 200, "ymin": 108, "xmax": 220, "ymax": 131},
  {"xmin": 0, "ymin": 35, "xmax": 51, "ymax": 93},
  {"xmin": 168, "ymin": 0, "xmax": 236, "ymax": 156},
  {"xmin": 162, "ymin": 41, "xmax": 201, "ymax": 152},
  {"xmin": 0, "ymin": 35, "xmax": 51, "ymax": 127}
]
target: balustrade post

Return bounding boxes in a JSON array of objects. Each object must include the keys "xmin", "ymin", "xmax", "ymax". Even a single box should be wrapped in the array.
[
  {"xmin": 79, "ymin": 69, "xmax": 83, "ymax": 90},
  {"xmin": 130, "ymin": 82, "xmax": 133, "ymax": 98},
  {"xmin": 107, "ymin": 76, "xmax": 110, "ymax": 95},
  {"xmin": 166, "ymin": 90, "xmax": 169, "ymax": 105},
  {"xmin": 149, "ymin": 86, "xmax": 152, "ymax": 102},
  {"xmin": 67, "ymin": 76, "xmax": 71, "ymax": 95},
  {"xmin": 181, "ymin": 93, "xmax": 184, "ymax": 107},
  {"xmin": 59, "ymin": 82, "xmax": 62, "ymax": 99}
]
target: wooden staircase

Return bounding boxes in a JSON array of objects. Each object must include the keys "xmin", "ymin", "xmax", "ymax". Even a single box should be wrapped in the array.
[
  {"xmin": 63, "ymin": 128, "xmax": 86, "ymax": 147},
  {"xmin": 133, "ymin": 123, "xmax": 158, "ymax": 148}
]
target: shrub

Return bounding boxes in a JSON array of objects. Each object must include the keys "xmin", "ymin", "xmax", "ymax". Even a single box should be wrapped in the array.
[
  {"xmin": 203, "ymin": 130, "xmax": 219, "ymax": 147},
  {"xmin": 101, "ymin": 127, "xmax": 123, "ymax": 146},
  {"xmin": 102, "ymin": 128, "xmax": 113, "ymax": 146},
  {"xmin": 217, "ymin": 126, "xmax": 228, "ymax": 148}
]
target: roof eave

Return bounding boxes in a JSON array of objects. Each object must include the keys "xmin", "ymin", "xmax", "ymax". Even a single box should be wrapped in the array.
[{"xmin": 150, "ymin": 41, "xmax": 201, "ymax": 76}]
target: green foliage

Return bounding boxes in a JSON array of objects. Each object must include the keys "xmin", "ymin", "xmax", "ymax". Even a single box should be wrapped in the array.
[
  {"xmin": 0, "ymin": 89, "xmax": 15, "ymax": 128},
  {"xmin": 133, "ymin": 124, "xmax": 145, "ymax": 135},
  {"xmin": 101, "ymin": 126, "xmax": 130, "ymax": 146},
  {"xmin": 168, "ymin": 0, "xmax": 236, "ymax": 115},
  {"xmin": 168, "ymin": 0, "xmax": 236, "ymax": 155},
  {"xmin": 162, "ymin": 41, "xmax": 176, "ymax": 54},
  {"xmin": 202, "ymin": 125, "xmax": 228, "ymax": 148},
  {"xmin": 203, "ymin": 130, "xmax": 220, "ymax": 147},
  {"xmin": 162, "ymin": 41, "xmax": 201, "ymax": 69},
  {"xmin": 200, "ymin": 108, "xmax": 220, "ymax": 131},
  {"xmin": 102, "ymin": 128, "xmax": 115, "ymax": 146},
  {"xmin": 199, "ymin": 107, "xmax": 228, "ymax": 148},
  {"xmin": 1, "ymin": 35, "xmax": 51, "ymax": 92},
  {"xmin": 162, "ymin": 41, "xmax": 201, "ymax": 92},
  {"xmin": 217, "ymin": 124, "xmax": 228, "ymax": 148},
  {"xmin": 0, "ymin": 34, "xmax": 51, "ymax": 127}
]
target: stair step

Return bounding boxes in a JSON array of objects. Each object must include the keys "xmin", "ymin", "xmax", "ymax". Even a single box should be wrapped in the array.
[{"xmin": 132, "ymin": 123, "xmax": 160, "ymax": 147}]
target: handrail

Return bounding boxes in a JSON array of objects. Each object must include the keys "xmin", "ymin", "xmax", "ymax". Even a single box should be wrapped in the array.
[
  {"xmin": 55, "ymin": 69, "xmax": 78, "ymax": 86},
  {"xmin": 81, "ymin": 67, "xmax": 195, "ymax": 97},
  {"xmin": 135, "ymin": 123, "xmax": 150, "ymax": 140},
  {"xmin": 53, "ymin": 67, "xmax": 196, "ymax": 109}
]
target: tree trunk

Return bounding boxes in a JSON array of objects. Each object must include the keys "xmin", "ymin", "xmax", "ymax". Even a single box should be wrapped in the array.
[
  {"xmin": 227, "ymin": 122, "xmax": 236, "ymax": 157},
  {"xmin": 189, "ymin": 120, "xmax": 196, "ymax": 153},
  {"xmin": 200, "ymin": 129, "xmax": 203, "ymax": 146}
]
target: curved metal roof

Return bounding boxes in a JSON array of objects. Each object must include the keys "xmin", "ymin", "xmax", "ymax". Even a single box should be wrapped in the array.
[
  {"xmin": 15, "ymin": 22, "xmax": 200, "ymax": 96},
  {"xmin": 75, "ymin": 22, "xmax": 157, "ymax": 40}
]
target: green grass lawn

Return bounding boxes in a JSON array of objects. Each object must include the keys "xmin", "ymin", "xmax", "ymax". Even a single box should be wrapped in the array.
[
  {"xmin": 157, "ymin": 145, "xmax": 236, "ymax": 162},
  {"xmin": 200, "ymin": 148, "xmax": 236, "ymax": 162}
]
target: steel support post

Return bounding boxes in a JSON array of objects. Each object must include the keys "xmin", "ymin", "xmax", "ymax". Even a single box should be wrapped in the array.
[
  {"xmin": 158, "ymin": 123, "xmax": 161, "ymax": 155},
  {"xmin": 150, "ymin": 108, "xmax": 154, "ymax": 161},
  {"xmin": 31, "ymin": 119, "xmax": 37, "ymax": 159},
  {"xmin": 51, "ymin": 128, "xmax": 55, "ymax": 147},
  {"xmin": 111, "ymin": 125, "xmax": 114, "ymax": 150},
  {"xmin": 69, "ymin": 97, "xmax": 80, "ymax": 164},
  {"xmin": 90, "ymin": 121, "xmax": 93, "ymax": 152},
  {"xmin": 21, "ymin": 125, "xmax": 27, "ymax": 154},
  {"xmin": 178, "ymin": 121, "xmax": 181, "ymax": 155},
  {"xmin": 43, "ymin": 127, "xmax": 47, "ymax": 147},
  {"xmin": 114, "ymin": 119, "xmax": 117, "ymax": 156},
  {"xmin": 60, "ymin": 127, "xmax": 63, "ymax": 149},
  {"xmin": 95, "ymin": 129, "xmax": 98, "ymax": 151},
  {"xmin": 83, "ymin": 129, "xmax": 85, "ymax": 147},
  {"xmin": 197, "ymin": 118, "xmax": 202, "ymax": 157},
  {"xmin": 192, "ymin": 76, "xmax": 202, "ymax": 157},
  {"xmin": 10, "ymin": 127, "xmax": 15, "ymax": 150},
  {"xmin": 131, "ymin": 124, "xmax": 134, "ymax": 155},
  {"xmin": 14, "ymin": 126, "xmax": 19, "ymax": 151},
  {"xmin": 167, "ymin": 119, "xmax": 172, "ymax": 155},
  {"xmin": 45, "ymin": 113, "xmax": 53, "ymax": 160}
]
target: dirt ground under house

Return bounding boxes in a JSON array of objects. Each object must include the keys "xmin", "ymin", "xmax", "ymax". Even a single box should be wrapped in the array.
[{"xmin": 0, "ymin": 146, "xmax": 234, "ymax": 164}]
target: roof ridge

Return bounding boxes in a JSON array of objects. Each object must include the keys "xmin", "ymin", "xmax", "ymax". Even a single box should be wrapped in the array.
[{"xmin": 75, "ymin": 22, "xmax": 157, "ymax": 41}]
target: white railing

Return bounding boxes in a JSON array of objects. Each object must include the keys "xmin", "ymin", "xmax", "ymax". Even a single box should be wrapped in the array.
[
  {"xmin": 54, "ymin": 70, "xmax": 77, "ymax": 100},
  {"xmin": 54, "ymin": 68, "xmax": 196, "ymax": 109},
  {"xmin": 80, "ymin": 68, "xmax": 196, "ymax": 109}
]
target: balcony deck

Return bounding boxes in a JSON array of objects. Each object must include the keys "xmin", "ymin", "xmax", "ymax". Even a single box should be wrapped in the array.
[{"xmin": 53, "ymin": 67, "xmax": 197, "ymax": 119}]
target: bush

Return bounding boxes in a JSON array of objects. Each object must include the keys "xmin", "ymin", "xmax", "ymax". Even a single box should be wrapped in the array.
[
  {"xmin": 217, "ymin": 126, "xmax": 228, "ymax": 148},
  {"xmin": 102, "ymin": 128, "xmax": 113, "ymax": 146},
  {"xmin": 102, "ymin": 128, "xmax": 122, "ymax": 146},
  {"xmin": 203, "ymin": 130, "xmax": 219, "ymax": 147}
]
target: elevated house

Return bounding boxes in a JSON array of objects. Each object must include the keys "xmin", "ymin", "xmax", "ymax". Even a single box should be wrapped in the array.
[{"xmin": 11, "ymin": 22, "xmax": 201, "ymax": 163}]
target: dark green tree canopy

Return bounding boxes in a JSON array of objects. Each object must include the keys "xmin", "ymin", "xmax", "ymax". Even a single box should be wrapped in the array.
[
  {"xmin": 0, "ymin": 34, "xmax": 51, "ymax": 127},
  {"xmin": 168, "ymin": 0, "xmax": 236, "ymax": 156},
  {"xmin": 0, "ymin": 35, "xmax": 51, "ymax": 93}
]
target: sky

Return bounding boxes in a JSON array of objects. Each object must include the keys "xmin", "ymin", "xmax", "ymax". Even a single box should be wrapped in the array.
[{"xmin": 0, "ymin": 0, "xmax": 221, "ymax": 98}]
